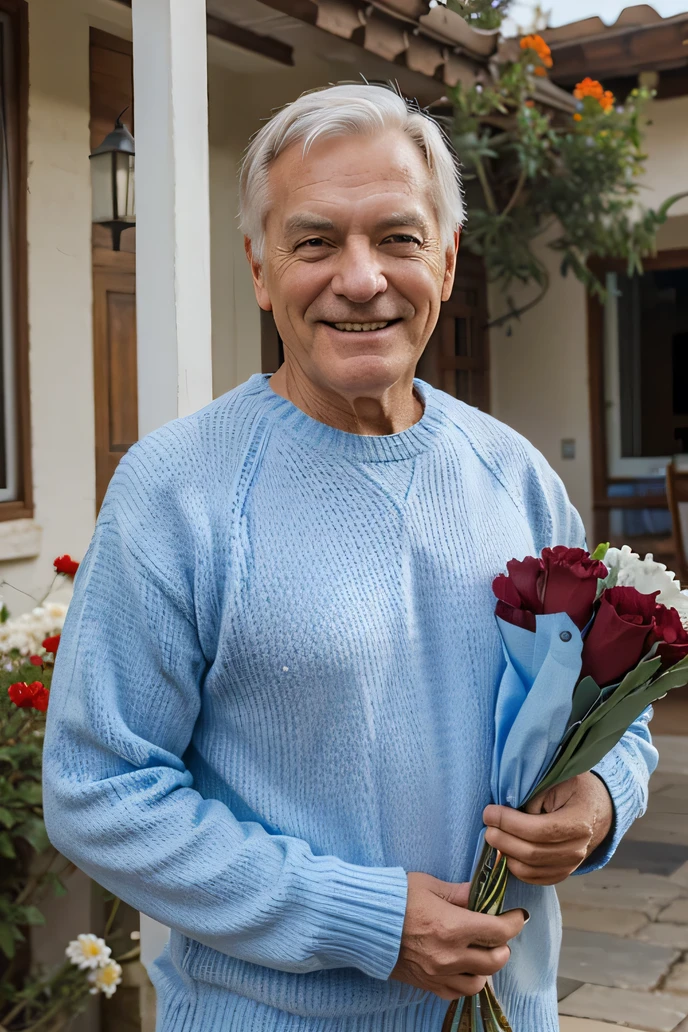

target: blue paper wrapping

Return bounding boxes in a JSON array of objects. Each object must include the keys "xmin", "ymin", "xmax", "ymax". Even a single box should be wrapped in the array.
[
  {"xmin": 492, "ymin": 613, "xmax": 583, "ymax": 809},
  {"xmin": 470, "ymin": 613, "xmax": 584, "ymax": 882}
]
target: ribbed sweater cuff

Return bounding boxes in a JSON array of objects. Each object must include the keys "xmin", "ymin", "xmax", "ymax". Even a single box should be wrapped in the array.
[
  {"xmin": 296, "ymin": 854, "xmax": 408, "ymax": 980},
  {"xmin": 576, "ymin": 751, "xmax": 644, "ymax": 874}
]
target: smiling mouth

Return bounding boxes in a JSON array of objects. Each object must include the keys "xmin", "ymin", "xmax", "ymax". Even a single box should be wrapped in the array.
[{"xmin": 326, "ymin": 319, "xmax": 401, "ymax": 332}]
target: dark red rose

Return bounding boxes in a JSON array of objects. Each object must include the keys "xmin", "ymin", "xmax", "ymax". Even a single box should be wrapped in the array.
[
  {"xmin": 493, "ymin": 547, "xmax": 606, "ymax": 632},
  {"xmin": 8, "ymin": 680, "xmax": 49, "ymax": 711},
  {"xmin": 493, "ymin": 571, "xmax": 538, "ymax": 631},
  {"xmin": 581, "ymin": 586, "xmax": 658, "ymax": 687},
  {"xmin": 54, "ymin": 555, "xmax": 79, "ymax": 578},
  {"xmin": 42, "ymin": 635, "xmax": 61, "ymax": 655},
  {"xmin": 29, "ymin": 655, "xmax": 43, "ymax": 667},
  {"xmin": 506, "ymin": 556, "xmax": 545, "ymax": 615},
  {"xmin": 540, "ymin": 547, "xmax": 608, "ymax": 630},
  {"xmin": 653, "ymin": 604, "xmax": 688, "ymax": 669}
]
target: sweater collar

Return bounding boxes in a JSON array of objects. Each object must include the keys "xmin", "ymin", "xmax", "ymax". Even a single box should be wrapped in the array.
[{"xmin": 249, "ymin": 373, "xmax": 446, "ymax": 462}]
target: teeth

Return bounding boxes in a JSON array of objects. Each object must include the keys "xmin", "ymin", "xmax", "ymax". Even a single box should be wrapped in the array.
[{"xmin": 332, "ymin": 321, "xmax": 390, "ymax": 331}]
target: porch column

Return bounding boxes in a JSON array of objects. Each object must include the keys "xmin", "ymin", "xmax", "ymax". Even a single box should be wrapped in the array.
[
  {"xmin": 131, "ymin": 0, "xmax": 212, "ymax": 983},
  {"xmin": 132, "ymin": 0, "xmax": 213, "ymax": 438}
]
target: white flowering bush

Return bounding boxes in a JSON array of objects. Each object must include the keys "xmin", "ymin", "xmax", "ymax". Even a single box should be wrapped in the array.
[
  {"xmin": 0, "ymin": 556, "xmax": 140, "ymax": 1031},
  {"xmin": 0, "ymin": 603, "xmax": 67, "ymax": 658}
]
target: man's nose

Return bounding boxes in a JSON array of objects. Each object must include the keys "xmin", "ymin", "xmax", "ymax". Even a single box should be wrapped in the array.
[{"xmin": 330, "ymin": 240, "xmax": 387, "ymax": 303}]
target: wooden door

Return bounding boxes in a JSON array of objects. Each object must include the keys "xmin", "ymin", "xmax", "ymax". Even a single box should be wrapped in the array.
[
  {"xmin": 93, "ymin": 261, "xmax": 137, "ymax": 509},
  {"xmin": 90, "ymin": 28, "xmax": 137, "ymax": 510},
  {"xmin": 416, "ymin": 252, "xmax": 490, "ymax": 410}
]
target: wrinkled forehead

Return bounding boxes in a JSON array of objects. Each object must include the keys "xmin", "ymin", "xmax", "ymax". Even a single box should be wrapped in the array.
[{"xmin": 264, "ymin": 130, "xmax": 437, "ymax": 236}]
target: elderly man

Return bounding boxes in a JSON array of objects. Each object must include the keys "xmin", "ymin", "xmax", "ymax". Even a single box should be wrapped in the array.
[{"xmin": 43, "ymin": 84, "xmax": 655, "ymax": 1032}]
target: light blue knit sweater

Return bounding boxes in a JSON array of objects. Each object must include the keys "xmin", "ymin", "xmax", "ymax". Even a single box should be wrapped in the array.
[{"xmin": 43, "ymin": 374, "xmax": 656, "ymax": 1032}]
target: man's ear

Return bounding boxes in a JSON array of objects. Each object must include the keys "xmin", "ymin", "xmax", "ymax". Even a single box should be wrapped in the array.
[
  {"xmin": 441, "ymin": 228, "xmax": 460, "ymax": 302},
  {"xmin": 244, "ymin": 236, "xmax": 272, "ymax": 312}
]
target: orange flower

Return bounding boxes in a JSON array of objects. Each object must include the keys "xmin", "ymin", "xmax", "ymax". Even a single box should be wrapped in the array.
[
  {"xmin": 573, "ymin": 77, "xmax": 615, "ymax": 111},
  {"xmin": 520, "ymin": 34, "xmax": 553, "ymax": 69},
  {"xmin": 525, "ymin": 100, "xmax": 535, "ymax": 107},
  {"xmin": 573, "ymin": 113, "xmax": 582, "ymax": 121}
]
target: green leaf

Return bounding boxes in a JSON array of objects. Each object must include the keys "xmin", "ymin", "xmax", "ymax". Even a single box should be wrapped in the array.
[
  {"xmin": 15, "ymin": 817, "xmax": 50, "ymax": 853},
  {"xmin": 15, "ymin": 782, "xmax": 42, "ymax": 806},
  {"xmin": 44, "ymin": 871, "xmax": 68, "ymax": 898},
  {"xmin": 591, "ymin": 542, "xmax": 610, "ymax": 561},
  {"xmin": 647, "ymin": 654, "xmax": 688, "ymax": 696},
  {"xmin": 0, "ymin": 922, "xmax": 15, "ymax": 958},
  {"xmin": 568, "ymin": 676, "xmax": 601, "ymax": 727},
  {"xmin": 539, "ymin": 675, "xmax": 677, "ymax": 793},
  {"xmin": 611, "ymin": 657, "xmax": 662, "ymax": 706},
  {"xmin": 0, "ymin": 831, "xmax": 16, "ymax": 859},
  {"xmin": 657, "ymin": 191, "xmax": 688, "ymax": 219},
  {"xmin": 20, "ymin": 905, "xmax": 45, "ymax": 927},
  {"xmin": 528, "ymin": 662, "xmax": 657, "ymax": 799},
  {"xmin": 0, "ymin": 806, "xmax": 16, "ymax": 828}
]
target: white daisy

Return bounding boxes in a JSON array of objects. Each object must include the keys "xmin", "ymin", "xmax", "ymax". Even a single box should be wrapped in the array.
[
  {"xmin": 65, "ymin": 933, "xmax": 112, "ymax": 971},
  {"xmin": 87, "ymin": 959, "xmax": 122, "ymax": 998}
]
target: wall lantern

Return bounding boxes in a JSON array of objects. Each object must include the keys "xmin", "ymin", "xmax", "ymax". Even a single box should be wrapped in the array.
[{"xmin": 89, "ymin": 108, "xmax": 135, "ymax": 252}]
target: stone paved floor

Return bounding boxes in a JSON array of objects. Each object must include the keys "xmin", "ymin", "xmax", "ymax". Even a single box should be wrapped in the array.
[{"xmin": 556, "ymin": 734, "xmax": 688, "ymax": 1031}]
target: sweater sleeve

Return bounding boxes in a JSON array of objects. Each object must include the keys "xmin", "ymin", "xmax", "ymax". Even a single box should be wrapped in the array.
[
  {"xmin": 527, "ymin": 447, "xmax": 659, "ymax": 872},
  {"xmin": 42, "ymin": 468, "xmax": 408, "ymax": 980}
]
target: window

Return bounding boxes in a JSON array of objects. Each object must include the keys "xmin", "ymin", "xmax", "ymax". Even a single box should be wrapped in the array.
[{"xmin": 0, "ymin": 0, "xmax": 29, "ymax": 519}]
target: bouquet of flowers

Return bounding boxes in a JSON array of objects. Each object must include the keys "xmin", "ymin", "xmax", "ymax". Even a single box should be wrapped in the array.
[{"xmin": 442, "ymin": 543, "xmax": 688, "ymax": 1032}]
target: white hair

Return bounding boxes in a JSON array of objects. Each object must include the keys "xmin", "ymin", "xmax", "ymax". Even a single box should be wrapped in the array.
[{"xmin": 239, "ymin": 83, "xmax": 464, "ymax": 261}]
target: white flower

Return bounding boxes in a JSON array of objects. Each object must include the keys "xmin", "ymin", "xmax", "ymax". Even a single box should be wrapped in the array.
[
  {"xmin": 65, "ymin": 933, "xmax": 112, "ymax": 971},
  {"xmin": 604, "ymin": 546, "xmax": 688, "ymax": 627},
  {"xmin": 0, "ymin": 602, "xmax": 68, "ymax": 657},
  {"xmin": 87, "ymin": 959, "xmax": 122, "ymax": 998}
]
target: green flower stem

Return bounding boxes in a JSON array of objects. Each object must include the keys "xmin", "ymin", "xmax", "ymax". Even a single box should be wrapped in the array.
[
  {"xmin": 486, "ymin": 267, "xmax": 550, "ymax": 329},
  {"xmin": 502, "ymin": 169, "xmax": 527, "ymax": 217},
  {"xmin": 114, "ymin": 945, "xmax": 140, "ymax": 964},
  {"xmin": 22, "ymin": 990, "xmax": 85, "ymax": 1032},
  {"xmin": 474, "ymin": 156, "xmax": 497, "ymax": 214},
  {"xmin": 0, "ymin": 960, "xmax": 73, "ymax": 1028},
  {"xmin": 442, "ymin": 845, "xmax": 513, "ymax": 1032},
  {"xmin": 103, "ymin": 897, "xmax": 120, "ymax": 938},
  {"xmin": 13, "ymin": 848, "xmax": 60, "ymax": 907}
]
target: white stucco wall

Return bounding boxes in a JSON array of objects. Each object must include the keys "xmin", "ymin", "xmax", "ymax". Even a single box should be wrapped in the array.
[
  {"xmin": 2, "ymin": 0, "xmax": 96, "ymax": 614},
  {"xmin": 488, "ymin": 231, "xmax": 593, "ymax": 534},
  {"xmin": 489, "ymin": 94, "xmax": 688, "ymax": 540}
]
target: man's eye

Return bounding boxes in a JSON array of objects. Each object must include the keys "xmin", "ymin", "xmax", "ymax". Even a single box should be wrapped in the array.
[
  {"xmin": 298, "ymin": 237, "xmax": 326, "ymax": 248},
  {"xmin": 383, "ymin": 234, "xmax": 422, "ymax": 245}
]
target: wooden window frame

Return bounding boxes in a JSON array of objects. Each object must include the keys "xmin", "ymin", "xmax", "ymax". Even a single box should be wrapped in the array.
[
  {"xmin": 587, "ymin": 248, "xmax": 688, "ymax": 545},
  {"xmin": 0, "ymin": 0, "xmax": 31, "ymax": 521}
]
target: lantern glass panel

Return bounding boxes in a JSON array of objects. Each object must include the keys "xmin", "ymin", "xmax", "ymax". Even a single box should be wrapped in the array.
[
  {"xmin": 114, "ymin": 152, "xmax": 135, "ymax": 222},
  {"xmin": 91, "ymin": 152, "xmax": 114, "ymax": 223}
]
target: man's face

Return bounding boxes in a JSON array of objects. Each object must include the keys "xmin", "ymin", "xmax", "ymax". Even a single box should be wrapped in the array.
[{"xmin": 247, "ymin": 130, "xmax": 458, "ymax": 399}]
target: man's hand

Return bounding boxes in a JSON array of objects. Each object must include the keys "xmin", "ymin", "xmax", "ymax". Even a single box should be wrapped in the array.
[
  {"xmin": 483, "ymin": 772, "xmax": 614, "ymax": 886},
  {"xmin": 389, "ymin": 873, "xmax": 526, "ymax": 1000}
]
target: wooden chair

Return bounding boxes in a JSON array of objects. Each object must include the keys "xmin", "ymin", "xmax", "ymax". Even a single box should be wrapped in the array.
[{"xmin": 666, "ymin": 460, "xmax": 688, "ymax": 585}]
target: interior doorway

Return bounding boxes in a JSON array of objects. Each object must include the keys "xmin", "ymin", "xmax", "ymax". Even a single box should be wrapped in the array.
[{"xmin": 588, "ymin": 249, "xmax": 688, "ymax": 559}]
